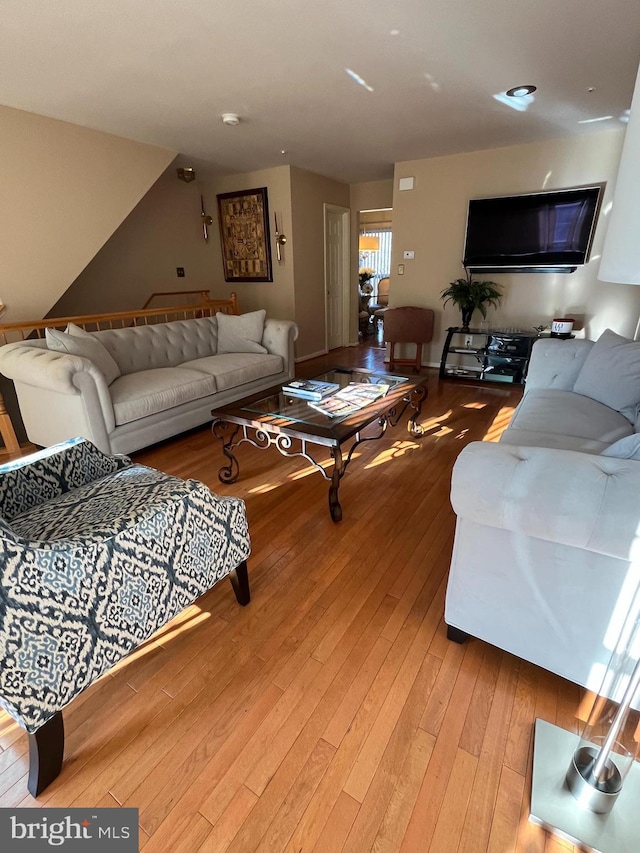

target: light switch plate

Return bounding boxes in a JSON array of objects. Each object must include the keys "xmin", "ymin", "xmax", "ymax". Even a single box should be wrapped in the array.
[{"xmin": 398, "ymin": 264, "xmax": 405, "ymax": 275}]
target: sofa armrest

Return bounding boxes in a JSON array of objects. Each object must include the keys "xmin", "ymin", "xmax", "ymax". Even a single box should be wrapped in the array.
[
  {"xmin": 525, "ymin": 338, "xmax": 594, "ymax": 391},
  {"xmin": 262, "ymin": 319, "xmax": 298, "ymax": 378},
  {"xmin": 0, "ymin": 343, "xmax": 106, "ymax": 394},
  {"xmin": 451, "ymin": 441, "xmax": 640, "ymax": 560},
  {"xmin": 0, "ymin": 342, "xmax": 116, "ymax": 443}
]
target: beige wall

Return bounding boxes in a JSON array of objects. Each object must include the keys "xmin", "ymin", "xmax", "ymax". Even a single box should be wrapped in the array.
[
  {"xmin": 53, "ymin": 161, "xmax": 218, "ymax": 315},
  {"xmin": 206, "ymin": 166, "xmax": 295, "ymax": 321},
  {"xmin": 391, "ymin": 129, "xmax": 635, "ymax": 365},
  {"xmin": 290, "ymin": 167, "xmax": 350, "ymax": 358},
  {"xmin": 0, "ymin": 105, "xmax": 174, "ymax": 322}
]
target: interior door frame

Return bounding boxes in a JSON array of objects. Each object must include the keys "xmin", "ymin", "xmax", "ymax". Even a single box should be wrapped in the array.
[{"xmin": 323, "ymin": 204, "xmax": 351, "ymax": 350}]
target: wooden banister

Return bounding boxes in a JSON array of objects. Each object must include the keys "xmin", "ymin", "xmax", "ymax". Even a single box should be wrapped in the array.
[{"xmin": 0, "ymin": 292, "xmax": 239, "ymax": 454}]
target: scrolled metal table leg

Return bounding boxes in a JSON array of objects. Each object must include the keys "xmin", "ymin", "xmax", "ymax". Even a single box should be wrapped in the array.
[
  {"xmin": 328, "ymin": 445, "xmax": 344, "ymax": 522},
  {"xmin": 212, "ymin": 420, "xmax": 241, "ymax": 483},
  {"xmin": 407, "ymin": 385, "xmax": 428, "ymax": 436}
]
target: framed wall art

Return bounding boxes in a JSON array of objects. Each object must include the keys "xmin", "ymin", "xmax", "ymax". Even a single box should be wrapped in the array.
[{"xmin": 216, "ymin": 186, "xmax": 273, "ymax": 282}]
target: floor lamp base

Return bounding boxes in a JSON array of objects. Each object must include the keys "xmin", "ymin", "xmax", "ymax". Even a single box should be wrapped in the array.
[{"xmin": 530, "ymin": 719, "xmax": 640, "ymax": 852}]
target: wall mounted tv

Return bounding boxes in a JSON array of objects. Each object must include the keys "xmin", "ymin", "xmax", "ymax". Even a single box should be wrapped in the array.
[{"xmin": 463, "ymin": 185, "xmax": 603, "ymax": 273}]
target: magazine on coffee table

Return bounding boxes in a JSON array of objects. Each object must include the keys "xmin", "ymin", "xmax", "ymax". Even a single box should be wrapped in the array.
[
  {"xmin": 282, "ymin": 379, "xmax": 340, "ymax": 400},
  {"xmin": 308, "ymin": 382, "xmax": 390, "ymax": 417}
]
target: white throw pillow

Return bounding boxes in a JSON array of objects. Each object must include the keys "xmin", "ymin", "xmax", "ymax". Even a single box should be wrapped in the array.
[
  {"xmin": 601, "ymin": 434, "xmax": 640, "ymax": 461},
  {"xmin": 573, "ymin": 329, "xmax": 640, "ymax": 423},
  {"xmin": 216, "ymin": 310, "xmax": 268, "ymax": 354},
  {"xmin": 45, "ymin": 326, "xmax": 121, "ymax": 385}
]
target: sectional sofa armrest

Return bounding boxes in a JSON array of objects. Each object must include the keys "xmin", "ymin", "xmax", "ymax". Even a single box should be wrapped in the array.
[
  {"xmin": 525, "ymin": 338, "xmax": 594, "ymax": 391},
  {"xmin": 451, "ymin": 441, "xmax": 640, "ymax": 561},
  {"xmin": 262, "ymin": 319, "xmax": 298, "ymax": 377}
]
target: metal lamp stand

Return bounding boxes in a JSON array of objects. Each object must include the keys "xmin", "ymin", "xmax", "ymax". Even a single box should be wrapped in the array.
[{"xmin": 530, "ymin": 718, "xmax": 640, "ymax": 852}]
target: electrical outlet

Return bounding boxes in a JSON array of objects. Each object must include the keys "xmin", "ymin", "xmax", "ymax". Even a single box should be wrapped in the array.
[
  {"xmin": 465, "ymin": 335, "xmax": 473, "ymax": 347},
  {"xmin": 176, "ymin": 267, "xmax": 185, "ymax": 278}
]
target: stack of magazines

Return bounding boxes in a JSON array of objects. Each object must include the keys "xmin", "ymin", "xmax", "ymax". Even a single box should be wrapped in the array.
[
  {"xmin": 282, "ymin": 379, "xmax": 340, "ymax": 400},
  {"xmin": 308, "ymin": 382, "xmax": 390, "ymax": 417}
]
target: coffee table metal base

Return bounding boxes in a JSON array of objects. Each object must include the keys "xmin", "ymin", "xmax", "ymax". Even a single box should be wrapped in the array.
[{"xmin": 212, "ymin": 386, "xmax": 426, "ymax": 522}]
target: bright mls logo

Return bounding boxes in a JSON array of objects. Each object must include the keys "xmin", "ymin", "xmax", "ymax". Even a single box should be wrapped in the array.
[{"xmin": 0, "ymin": 808, "xmax": 138, "ymax": 850}]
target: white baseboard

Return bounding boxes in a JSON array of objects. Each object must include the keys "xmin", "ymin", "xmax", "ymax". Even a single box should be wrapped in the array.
[{"xmin": 295, "ymin": 349, "xmax": 327, "ymax": 363}]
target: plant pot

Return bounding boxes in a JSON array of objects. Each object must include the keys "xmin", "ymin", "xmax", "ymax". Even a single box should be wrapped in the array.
[{"xmin": 460, "ymin": 307, "xmax": 474, "ymax": 329}]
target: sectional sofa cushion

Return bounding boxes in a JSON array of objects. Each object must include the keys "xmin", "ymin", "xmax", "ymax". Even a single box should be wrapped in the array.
[
  {"xmin": 45, "ymin": 326, "xmax": 121, "ymax": 385},
  {"xmin": 573, "ymin": 329, "xmax": 640, "ymax": 422},
  {"xmin": 216, "ymin": 309, "xmax": 268, "ymax": 354}
]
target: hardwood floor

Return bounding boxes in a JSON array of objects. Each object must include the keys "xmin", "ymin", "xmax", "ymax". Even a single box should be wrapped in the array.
[{"xmin": 0, "ymin": 342, "xmax": 583, "ymax": 851}]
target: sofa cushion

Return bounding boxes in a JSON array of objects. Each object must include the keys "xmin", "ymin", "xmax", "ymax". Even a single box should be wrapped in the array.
[
  {"xmin": 181, "ymin": 353, "xmax": 283, "ymax": 391},
  {"xmin": 500, "ymin": 388, "xmax": 634, "ymax": 453},
  {"xmin": 216, "ymin": 310, "xmax": 267, "ymax": 354},
  {"xmin": 45, "ymin": 326, "xmax": 121, "ymax": 385},
  {"xmin": 573, "ymin": 329, "xmax": 640, "ymax": 423},
  {"xmin": 110, "ymin": 368, "xmax": 217, "ymax": 425}
]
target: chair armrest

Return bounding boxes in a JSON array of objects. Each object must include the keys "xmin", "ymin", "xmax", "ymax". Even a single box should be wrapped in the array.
[
  {"xmin": 451, "ymin": 441, "xmax": 640, "ymax": 560},
  {"xmin": 0, "ymin": 438, "xmax": 131, "ymax": 521}
]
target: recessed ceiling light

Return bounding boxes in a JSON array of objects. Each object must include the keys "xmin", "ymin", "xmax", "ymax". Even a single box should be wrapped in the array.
[{"xmin": 506, "ymin": 85, "xmax": 537, "ymax": 98}]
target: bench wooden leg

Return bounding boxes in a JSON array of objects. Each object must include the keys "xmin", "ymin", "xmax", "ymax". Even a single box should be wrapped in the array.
[
  {"xmin": 446, "ymin": 624, "xmax": 470, "ymax": 644},
  {"xmin": 229, "ymin": 560, "xmax": 250, "ymax": 606},
  {"xmin": 28, "ymin": 711, "xmax": 64, "ymax": 796}
]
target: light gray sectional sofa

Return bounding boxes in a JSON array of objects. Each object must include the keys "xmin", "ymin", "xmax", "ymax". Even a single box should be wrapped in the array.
[
  {"xmin": 445, "ymin": 329, "xmax": 640, "ymax": 697},
  {"xmin": 0, "ymin": 309, "xmax": 298, "ymax": 455}
]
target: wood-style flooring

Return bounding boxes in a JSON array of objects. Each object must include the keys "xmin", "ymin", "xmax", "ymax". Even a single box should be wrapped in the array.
[{"xmin": 0, "ymin": 341, "xmax": 584, "ymax": 851}]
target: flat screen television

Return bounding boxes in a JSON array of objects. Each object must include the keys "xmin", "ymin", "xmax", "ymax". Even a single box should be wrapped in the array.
[{"xmin": 463, "ymin": 186, "xmax": 603, "ymax": 273}]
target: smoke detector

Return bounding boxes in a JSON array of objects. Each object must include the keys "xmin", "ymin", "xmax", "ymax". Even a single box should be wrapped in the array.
[{"xmin": 221, "ymin": 113, "xmax": 240, "ymax": 126}]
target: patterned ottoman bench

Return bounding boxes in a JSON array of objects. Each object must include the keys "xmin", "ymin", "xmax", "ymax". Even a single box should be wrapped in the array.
[{"xmin": 0, "ymin": 437, "xmax": 251, "ymax": 795}]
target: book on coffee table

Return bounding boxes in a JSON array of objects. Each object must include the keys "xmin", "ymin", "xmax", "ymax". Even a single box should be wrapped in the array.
[{"xmin": 282, "ymin": 379, "xmax": 340, "ymax": 400}]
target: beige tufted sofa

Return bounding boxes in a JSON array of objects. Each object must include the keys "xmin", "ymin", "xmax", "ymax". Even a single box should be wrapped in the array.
[{"xmin": 0, "ymin": 314, "xmax": 298, "ymax": 454}]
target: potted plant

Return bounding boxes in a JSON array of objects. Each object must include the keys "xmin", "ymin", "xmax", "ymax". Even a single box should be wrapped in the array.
[{"xmin": 441, "ymin": 268, "xmax": 502, "ymax": 330}]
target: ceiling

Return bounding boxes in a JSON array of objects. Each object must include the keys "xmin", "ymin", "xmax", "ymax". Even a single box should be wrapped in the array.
[{"xmin": 2, "ymin": 0, "xmax": 640, "ymax": 184}]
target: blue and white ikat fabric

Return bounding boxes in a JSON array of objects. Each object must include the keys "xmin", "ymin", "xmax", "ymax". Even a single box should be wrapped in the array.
[{"xmin": 0, "ymin": 439, "xmax": 250, "ymax": 733}]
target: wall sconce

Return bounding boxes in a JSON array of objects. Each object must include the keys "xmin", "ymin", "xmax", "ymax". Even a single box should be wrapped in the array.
[
  {"xmin": 201, "ymin": 195, "xmax": 213, "ymax": 242},
  {"xmin": 274, "ymin": 213, "xmax": 287, "ymax": 262}
]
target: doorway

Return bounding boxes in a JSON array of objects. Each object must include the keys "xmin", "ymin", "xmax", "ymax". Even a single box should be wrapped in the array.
[
  {"xmin": 359, "ymin": 207, "xmax": 393, "ymax": 347},
  {"xmin": 324, "ymin": 204, "xmax": 350, "ymax": 350}
]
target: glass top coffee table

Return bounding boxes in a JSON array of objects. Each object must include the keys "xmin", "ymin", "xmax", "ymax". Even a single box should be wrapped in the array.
[{"xmin": 211, "ymin": 367, "xmax": 427, "ymax": 522}]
